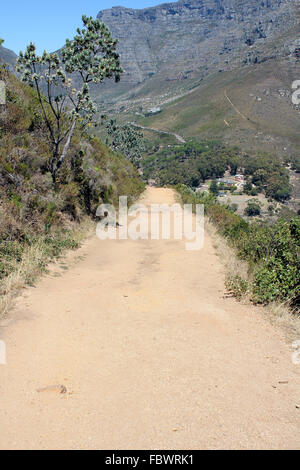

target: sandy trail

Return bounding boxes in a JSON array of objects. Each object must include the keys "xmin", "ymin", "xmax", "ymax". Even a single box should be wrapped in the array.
[{"xmin": 0, "ymin": 188, "xmax": 299, "ymax": 450}]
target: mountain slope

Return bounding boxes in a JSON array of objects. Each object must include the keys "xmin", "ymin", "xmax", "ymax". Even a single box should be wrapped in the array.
[
  {"xmin": 92, "ymin": 0, "xmax": 300, "ymax": 158},
  {"xmin": 0, "ymin": 66, "xmax": 144, "ymax": 303},
  {"xmin": 136, "ymin": 59, "xmax": 300, "ymax": 157},
  {"xmin": 0, "ymin": 45, "xmax": 17, "ymax": 70},
  {"xmin": 96, "ymin": 0, "xmax": 300, "ymax": 107}
]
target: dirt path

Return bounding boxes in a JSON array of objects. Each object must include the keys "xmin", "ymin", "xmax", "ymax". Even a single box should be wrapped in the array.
[{"xmin": 0, "ymin": 188, "xmax": 299, "ymax": 450}]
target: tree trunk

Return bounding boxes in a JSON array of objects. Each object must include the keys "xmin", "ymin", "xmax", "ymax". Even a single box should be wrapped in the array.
[{"xmin": 53, "ymin": 118, "xmax": 77, "ymax": 183}]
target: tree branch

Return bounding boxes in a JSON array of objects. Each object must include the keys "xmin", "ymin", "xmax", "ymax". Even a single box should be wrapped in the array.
[{"xmin": 32, "ymin": 63, "xmax": 56, "ymax": 144}]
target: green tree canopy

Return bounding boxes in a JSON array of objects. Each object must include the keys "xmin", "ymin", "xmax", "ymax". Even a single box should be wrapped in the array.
[
  {"xmin": 209, "ymin": 179, "xmax": 219, "ymax": 196},
  {"xmin": 244, "ymin": 199, "xmax": 262, "ymax": 217},
  {"xmin": 106, "ymin": 119, "xmax": 145, "ymax": 167},
  {"xmin": 17, "ymin": 15, "xmax": 122, "ymax": 183}
]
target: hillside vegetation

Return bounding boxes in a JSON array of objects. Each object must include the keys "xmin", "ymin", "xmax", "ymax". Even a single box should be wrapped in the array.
[
  {"xmin": 143, "ymin": 141, "xmax": 293, "ymax": 202},
  {"xmin": 177, "ymin": 185, "xmax": 300, "ymax": 308},
  {"xmin": 0, "ymin": 67, "xmax": 144, "ymax": 311},
  {"xmin": 137, "ymin": 61, "xmax": 300, "ymax": 158}
]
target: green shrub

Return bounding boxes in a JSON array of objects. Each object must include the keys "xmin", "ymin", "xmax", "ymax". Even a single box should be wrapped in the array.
[
  {"xmin": 176, "ymin": 184, "xmax": 300, "ymax": 308},
  {"xmin": 244, "ymin": 199, "xmax": 262, "ymax": 217}
]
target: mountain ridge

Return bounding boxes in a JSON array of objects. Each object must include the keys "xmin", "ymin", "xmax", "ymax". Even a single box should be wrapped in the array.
[
  {"xmin": 93, "ymin": 0, "xmax": 300, "ymax": 161},
  {"xmin": 97, "ymin": 0, "xmax": 299, "ymax": 97},
  {"xmin": 0, "ymin": 45, "xmax": 17, "ymax": 70}
]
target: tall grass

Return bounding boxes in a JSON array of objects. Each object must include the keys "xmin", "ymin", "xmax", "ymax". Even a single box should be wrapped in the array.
[{"xmin": 0, "ymin": 219, "xmax": 94, "ymax": 317}]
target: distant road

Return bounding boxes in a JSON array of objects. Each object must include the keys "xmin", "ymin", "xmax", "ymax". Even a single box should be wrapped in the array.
[{"xmin": 131, "ymin": 121, "xmax": 186, "ymax": 143}]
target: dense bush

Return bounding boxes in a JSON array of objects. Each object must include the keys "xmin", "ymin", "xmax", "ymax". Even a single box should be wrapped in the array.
[
  {"xmin": 176, "ymin": 184, "xmax": 300, "ymax": 307},
  {"xmin": 244, "ymin": 199, "xmax": 262, "ymax": 217},
  {"xmin": 243, "ymin": 153, "xmax": 292, "ymax": 201}
]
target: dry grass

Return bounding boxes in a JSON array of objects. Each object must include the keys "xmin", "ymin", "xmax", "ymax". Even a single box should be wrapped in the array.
[
  {"xmin": 205, "ymin": 218, "xmax": 249, "ymax": 288},
  {"xmin": 0, "ymin": 241, "xmax": 45, "ymax": 317},
  {"xmin": 264, "ymin": 302, "xmax": 300, "ymax": 341},
  {"xmin": 0, "ymin": 218, "xmax": 95, "ymax": 319},
  {"xmin": 206, "ymin": 217, "xmax": 300, "ymax": 339}
]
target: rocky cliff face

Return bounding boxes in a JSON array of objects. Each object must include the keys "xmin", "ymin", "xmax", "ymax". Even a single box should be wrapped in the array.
[
  {"xmin": 97, "ymin": 0, "xmax": 299, "ymax": 87},
  {"xmin": 0, "ymin": 46, "xmax": 17, "ymax": 70}
]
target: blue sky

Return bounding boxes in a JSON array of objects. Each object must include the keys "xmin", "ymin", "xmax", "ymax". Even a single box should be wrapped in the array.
[{"xmin": 0, "ymin": 0, "xmax": 173, "ymax": 54}]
